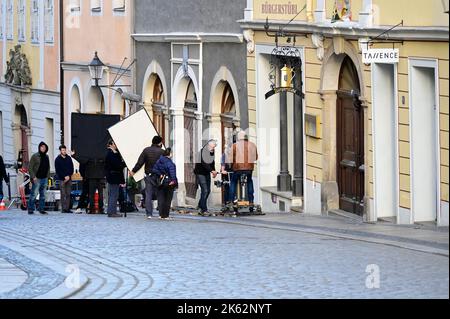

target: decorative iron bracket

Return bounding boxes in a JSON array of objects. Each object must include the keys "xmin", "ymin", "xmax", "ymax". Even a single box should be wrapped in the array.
[
  {"xmin": 264, "ymin": 4, "xmax": 309, "ymax": 47},
  {"xmin": 364, "ymin": 20, "xmax": 405, "ymax": 50}
]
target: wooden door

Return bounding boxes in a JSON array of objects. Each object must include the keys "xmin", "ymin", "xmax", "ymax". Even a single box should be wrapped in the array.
[
  {"xmin": 184, "ymin": 108, "xmax": 197, "ymax": 199},
  {"xmin": 337, "ymin": 91, "xmax": 364, "ymax": 215}
]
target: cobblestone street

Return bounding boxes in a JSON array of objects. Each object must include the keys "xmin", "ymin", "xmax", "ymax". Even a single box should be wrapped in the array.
[{"xmin": 0, "ymin": 209, "xmax": 448, "ymax": 299}]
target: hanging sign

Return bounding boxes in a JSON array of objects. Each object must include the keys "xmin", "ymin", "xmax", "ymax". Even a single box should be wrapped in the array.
[{"xmin": 362, "ymin": 48, "xmax": 400, "ymax": 64}]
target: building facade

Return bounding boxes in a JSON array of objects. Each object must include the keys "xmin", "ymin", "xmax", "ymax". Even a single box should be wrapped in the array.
[
  {"xmin": 133, "ymin": 0, "xmax": 249, "ymax": 207},
  {"xmin": 62, "ymin": 0, "xmax": 133, "ymax": 151},
  {"xmin": 240, "ymin": 0, "xmax": 449, "ymax": 226},
  {"xmin": 0, "ymin": 0, "xmax": 60, "ymax": 195}
]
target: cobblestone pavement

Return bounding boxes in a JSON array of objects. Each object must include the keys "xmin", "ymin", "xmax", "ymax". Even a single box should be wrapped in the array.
[{"xmin": 0, "ymin": 210, "xmax": 448, "ymax": 299}]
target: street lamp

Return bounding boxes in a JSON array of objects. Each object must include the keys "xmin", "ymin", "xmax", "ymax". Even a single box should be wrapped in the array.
[
  {"xmin": 443, "ymin": 0, "xmax": 449, "ymax": 13},
  {"xmin": 88, "ymin": 51, "xmax": 140, "ymax": 104},
  {"xmin": 88, "ymin": 51, "xmax": 105, "ymax": 87}
]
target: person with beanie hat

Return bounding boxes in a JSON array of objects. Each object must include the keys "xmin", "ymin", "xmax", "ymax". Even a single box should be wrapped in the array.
[
  {"xmin": 28, "ymin": 142, "xmax": 51, "ymax": 215},
  {"xmin": 130, "ymin": 135, "xmax": 165, "ymax": 218}
]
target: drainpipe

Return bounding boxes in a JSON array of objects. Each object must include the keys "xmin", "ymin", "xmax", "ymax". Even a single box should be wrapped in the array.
[{"xmin": 60, "ymin": 0, "xmax": 64, "ymax": 145}]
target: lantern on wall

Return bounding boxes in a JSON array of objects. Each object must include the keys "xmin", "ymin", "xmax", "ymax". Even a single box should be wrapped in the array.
[
  {"xmin": 265, "ymin": 46, "xmax": 303, "ymax": 100},
  {"xmin": 88, "ymin": 51, "xmax": 105, "ymax": 87}
]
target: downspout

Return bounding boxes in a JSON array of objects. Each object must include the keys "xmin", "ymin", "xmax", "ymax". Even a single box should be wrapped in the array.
[{"xmin": 60, "ymin": 0, "xmax": 64, "ymax": 144}]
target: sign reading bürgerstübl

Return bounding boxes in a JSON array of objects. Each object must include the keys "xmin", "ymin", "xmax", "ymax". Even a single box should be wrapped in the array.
[{"xmin": 362, "ymin": 48, "xmax": 400, "ymax": 64}]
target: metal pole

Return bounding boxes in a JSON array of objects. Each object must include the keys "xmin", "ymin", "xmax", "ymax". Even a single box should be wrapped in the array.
[
  {"xmin": 293, "ymin": 64, "xmax": 304, "ymax": 197},
  {"xmin": 277, "ymin": 91, "xmax": 292, "ymax": 192}
]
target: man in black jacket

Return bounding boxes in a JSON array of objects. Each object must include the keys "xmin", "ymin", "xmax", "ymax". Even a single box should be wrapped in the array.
[
  {"xmin": 194, "ymin": 140, "xmax": 218, "ymax": 215},
  {"xmin": 0, "ymin": 154, "xmax": 9, "ymax": 202},
  {"xmin": 55, "ymin": 145, "xmax": 74, "ymax": 213},
  {"xmin": 105, "ymin": 140, "xmax": 126, "ymax": 218},
  {"xmin": 130, "ymin": 136, "xmax": 164, "ymax": 219},
  {"xmin": 28, "ymin": 142, "xmax": 51, "ymax": 215}
]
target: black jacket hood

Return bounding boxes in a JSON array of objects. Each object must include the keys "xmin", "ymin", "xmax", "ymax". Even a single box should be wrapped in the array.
[{"xmin": 38, "ymin": 142, "xmax": 49, "ymax": 154}]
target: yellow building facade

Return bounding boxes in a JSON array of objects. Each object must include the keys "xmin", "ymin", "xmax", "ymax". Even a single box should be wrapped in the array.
[
  {"xmin": 0, "ymin": 0, "xmax": 60, "ymax": 177},
  {"xmin": 241, "ymin": 0, "xmax": 449, "ymax": 225}
]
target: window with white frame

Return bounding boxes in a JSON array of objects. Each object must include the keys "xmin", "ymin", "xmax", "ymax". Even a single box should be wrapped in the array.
[
  {"xmin": 6, "ymin": 0, "xmax": 13, "ymax": 40},
  {"xmin": 30, "ymin": 0, "xmax": 39, "ymax": 43},
  {"xmin": 17, "ymin": 0, "xmax": 25, "ymax": 41},
  {"xmin": 113, "ymin": 0, "xmax": 125, "ymax": 12},
  {"xmin": 69, "ymin": 0, "xmax": 81, "ymax": 12},
  {"xmin": 91, "ymin": 0, "xmax": 101, "ymax": 13},
  {"xmin": 44, "ymin": 0, "xmax": 54, "ymax": 43}
]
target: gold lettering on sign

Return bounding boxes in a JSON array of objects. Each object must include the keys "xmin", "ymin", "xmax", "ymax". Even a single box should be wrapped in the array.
[{"xmin": 261, "ymin": 2, "xmax": 298, "ymax": 15}]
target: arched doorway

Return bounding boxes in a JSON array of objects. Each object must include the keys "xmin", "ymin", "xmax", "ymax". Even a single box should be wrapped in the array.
[
  {"xmin": 221, "ymin": 83, "xmax": 236, "ymax": 152},
  {"xmin": 220, "ymin": 82, "xmax": 237, "ymax": 205},
  {"xmin": 16, "ymin": 104, "xmax": 29, "ymax": 168},
  {"xmin": 336, "ymin": 56, "xmax": 364, "ymax": 215},
  {"xmin": 184, "ymin": 79, "xmax": 197, "ymax": 199},
  {"xmin": 86, "ymin": 86, "xmax": 105, "ymax": 114},
  {"xmin": 71, "ymin": 85, "xmax": 81, "ymax": 113},
  {"xmin": 152, "ymin": 75, "xmax": 166, "ymax": 143}
]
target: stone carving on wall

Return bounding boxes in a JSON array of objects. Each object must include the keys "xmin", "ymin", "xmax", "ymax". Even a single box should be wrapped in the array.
[
  {"xmin": 5, "ymin": 45, "xmax": 32, "ymax": 87},
  {"xmin": 312, "ymin": 33, "xmax": 325, "ymax": 61},
  {"xmin": 243, "ymin": 29, "xmax": 255, "ymax": 54}
]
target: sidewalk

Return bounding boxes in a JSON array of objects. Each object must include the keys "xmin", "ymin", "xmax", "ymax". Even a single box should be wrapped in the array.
[{"xmin": 173, "ymin": 209, "xmax": 449, "ymax": 256}]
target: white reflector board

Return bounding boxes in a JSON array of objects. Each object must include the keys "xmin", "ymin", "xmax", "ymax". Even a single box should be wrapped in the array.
[{"xmin": 108, "ymin": 108, "xmax": 163, "ymax": 182}]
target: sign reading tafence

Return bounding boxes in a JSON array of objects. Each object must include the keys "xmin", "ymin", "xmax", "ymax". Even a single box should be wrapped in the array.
[{"xmin": 362, "ymin": 48, "xmax": 400, "ymax": 64}]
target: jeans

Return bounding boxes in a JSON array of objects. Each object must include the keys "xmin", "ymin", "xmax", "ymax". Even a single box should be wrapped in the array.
[
  {"xmin": 230, "ymin": 171, "xmax": 254, "ymax": 203},
  {"xmin": 107, "ymin": 184, "xmax": 120, "ymax": 215},
  {"xmin": 29, "ymin": 178, "xmax": 47, "ymax": 212},
  {"xmin": 60, "ymin": 180, "xmax": 72, "ymax": 212},
  {"xmin": 157, "ymin": 186, "xmax": 174, "ymax": 218},
  {"xmin": 196, "ymin": 174, "xmax": 211, "ymax": 212},
  {"xmin": 0, "ymin": 182, "xmax": 4, "ymax": 201},
  {"xmin": 144, "ymin": 175, "xmax": 156, "ymax": 216}
]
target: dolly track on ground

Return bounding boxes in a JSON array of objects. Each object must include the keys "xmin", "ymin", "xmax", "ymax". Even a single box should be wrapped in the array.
[
  {"xmin": 0, "ymin": 230, "xmax": 111, "ymax": 298},
  {"xmin": 0, "ymin": 228, "xmax": 153, "ymax": 299},
  {"xmin": 0, "ymin": 227, "xmax": 154, "ymax": 299}
]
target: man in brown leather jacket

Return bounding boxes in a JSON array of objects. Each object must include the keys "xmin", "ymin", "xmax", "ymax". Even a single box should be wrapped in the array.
[{"xmin": 229, "ymin": 131, "xmax": 258, "ymax": 205}]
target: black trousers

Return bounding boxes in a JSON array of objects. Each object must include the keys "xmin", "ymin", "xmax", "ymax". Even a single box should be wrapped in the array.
[
  {"xmin": 88, "ymin": 178, "xmax": 105, "ymax": 212},
  {"xmin": 77, "ymin": 180, "xmax": 90, "ymax": 209},
  {"xmin": 157, "ymin": 186, "xmax": 174, "ymax": 218}
]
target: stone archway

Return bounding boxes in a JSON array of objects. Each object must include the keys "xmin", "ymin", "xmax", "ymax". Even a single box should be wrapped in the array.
[
  {"xmin": 171, "ymin": 65, "xmax": 201, "ymax": 206},
  {"xmin": 86, "ymin": 86, "xmax": 105, "ymax": 114},
  {"xmin": 145, "ymin": 74, "xmax": 166, "ymax": 142},
  {"xmin": 184, "ymin": 79, "xmax": 198, "ymax": 200},
  {"xmin": 319, "ymin": 39, "xmax": 371, "ymax": 219},
  {"xmin": 142, "ymin": 61, "xmax": 169, "ymax": 144},
  {"xmin": 13, "ymin": 104, "xmax": 31, "ymax": 168},
  {"xmin": 111, "ymin": 90, "xmax": 125, "ymax": 117}
]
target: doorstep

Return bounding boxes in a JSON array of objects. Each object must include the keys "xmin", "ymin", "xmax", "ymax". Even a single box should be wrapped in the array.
[{"xmin": 260, "ymin": 186, "xmax": 303, "ymax": 213}]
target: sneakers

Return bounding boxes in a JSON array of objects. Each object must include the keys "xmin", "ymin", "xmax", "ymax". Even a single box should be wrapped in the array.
[
  {"xmin": 28, "ymin": 211, "xmax": 34, "ymax": 215},
  {"xmin": 200, "ymin": 211, "xmax": 212, "ymax": 217},
  {"xmin": 75, "ymin": 209, "xmax": 83, "ymax": 214},
  {"xmin": 39, "ymin": 211, "xmax": 48, "ymax": 215},
  {"xmin": 147, "ymin": 215, "xmax": 153, "ymax": 219}
]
